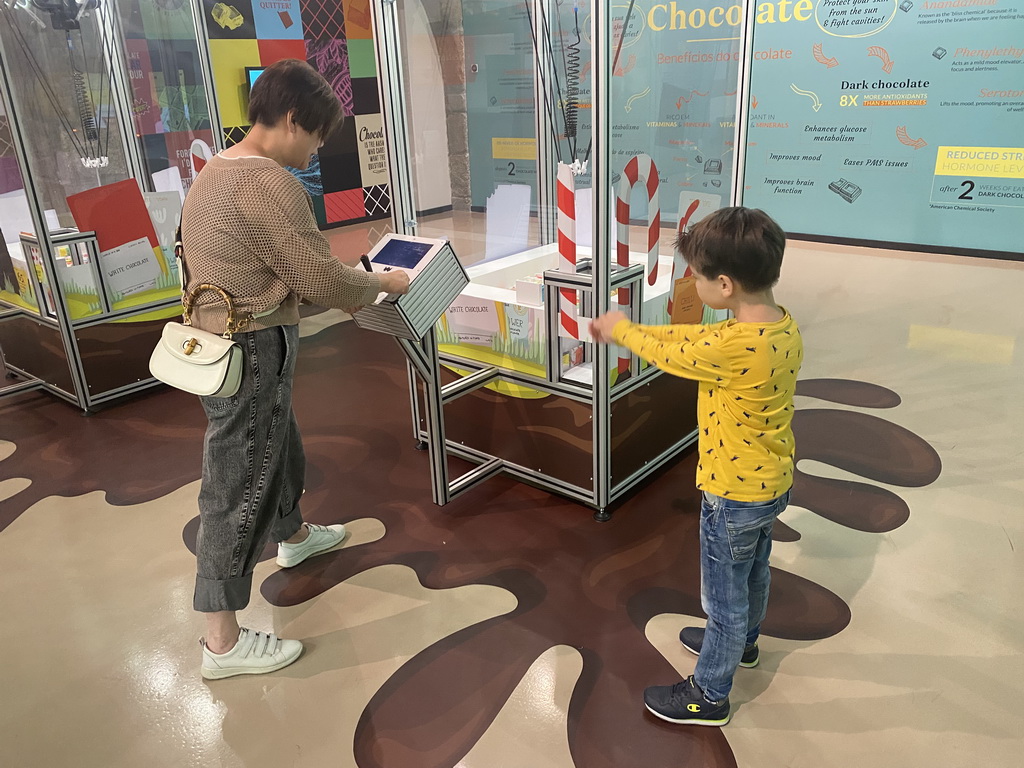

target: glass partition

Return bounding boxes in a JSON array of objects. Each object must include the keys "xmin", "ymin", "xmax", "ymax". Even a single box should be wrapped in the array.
[
  {"xmin": 399, "ymin": 0, "xmax": 541, "ymax": 265},
  {"xmin": 119, "ymin": 0, "xmax": 216, "ymax": 200},
  {"xmin": 0, "ymin": 5, "xmax": 132, "ymax": 228},
  {"xmin": 604, "ymin": 1, "xmax": 744, "ymax": 485},
  {"xmin": 0, "ymin": 3, "xmax": 131, "ymax": 318},
  {"xmin": 608, "ymin": 0, "xmax": 743, "ymax": 327},
  {"xmin": 395, "ymin": 0, "xmax": 599, "ymax": 384}
]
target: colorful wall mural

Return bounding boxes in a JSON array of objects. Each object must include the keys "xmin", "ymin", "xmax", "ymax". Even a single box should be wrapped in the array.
[{"xmin": 202, "ymin": 0, "xmax": 391, "ymax": 228}]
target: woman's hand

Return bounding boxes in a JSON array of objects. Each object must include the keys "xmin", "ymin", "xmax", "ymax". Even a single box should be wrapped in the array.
[
  {"xmin": 589, "ymin": 310, "xmax": 628, "ymax": 344},
  {"xmin": 379, "ymin": 270, "xmax": 411, "ymax": 295}
]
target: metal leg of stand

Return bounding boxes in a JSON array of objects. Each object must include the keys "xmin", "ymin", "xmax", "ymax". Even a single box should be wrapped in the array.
[
  {"xmin": 398, "ymin": 329, "xmax": 451, "ymax": 506},
  {"xmin": 420, "ymin": 329, "xmax": 451, "ymax": 505},
  {"xmin": 405, "ymin": 358, "xmax": 428, "ymax": 450},
  {"xmin": 0, "ymin": 337, "xmax": 44, "ymax": 399}
]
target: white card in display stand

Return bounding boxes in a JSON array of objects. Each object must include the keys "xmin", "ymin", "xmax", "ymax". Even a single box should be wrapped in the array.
[
  {"xmin": 100, "ymin": 237, "xmax": 161, "ymax": 296},
  {"xmin": 151, "ymin": 167, "xmax": 186, "ymax": 203},
  {"xmin": 143, "ymin": 191, "xmax": 183, "ymax": 252},
  {"xmin": 677, "ymin": 191, "xmax": 722, "ymax": 227},
  {"xmin": 0, "ymin": 190, "xmax": 34, "ymax": 237},
  {"xmin": 446, "ymin": 297, "xmax": 499, "ymax": 345},
  {"xmin": 483, "ymin": 183, "xmax": 531, "ymax": 262},
  {"xmin": 575, "ymin": 187, "xmax": 593, "ymax": 248}
]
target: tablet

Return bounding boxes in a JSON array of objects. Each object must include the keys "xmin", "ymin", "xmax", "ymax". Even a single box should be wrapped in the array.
[{"xmin": 371, "ymin": 238, "xmax": 434, "ymax": 271}]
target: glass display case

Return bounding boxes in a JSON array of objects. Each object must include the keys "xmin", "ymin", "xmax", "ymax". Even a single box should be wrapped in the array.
[
  {"xmin": 0, "ymin": 0, "xmax": 215, "ymax": 409},
  {"xmin": 372, "ymin": 0, "xmax": 751, "ymax": 516}
]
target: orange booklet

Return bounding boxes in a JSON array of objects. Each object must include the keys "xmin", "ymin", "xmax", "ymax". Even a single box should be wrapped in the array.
[{"xmin": 670, "ymin": 276, "xmax": 703, "ymax": 324}]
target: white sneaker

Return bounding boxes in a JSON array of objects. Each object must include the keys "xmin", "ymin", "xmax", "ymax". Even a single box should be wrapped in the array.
[
  {"xmin": 276, "ymin": 522, "xmax": 347, "ymax": 568},
  {"xmin": 201, "ymin": 628, "xmax": 303, "ymax": 680}
]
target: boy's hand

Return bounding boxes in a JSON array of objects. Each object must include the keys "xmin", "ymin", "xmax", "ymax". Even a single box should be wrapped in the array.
[{"xmin": 589, "ymin": 310, "xmax": 628, "ymax": 344}]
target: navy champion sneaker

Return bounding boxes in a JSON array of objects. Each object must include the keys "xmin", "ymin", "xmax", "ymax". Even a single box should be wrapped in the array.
[
  {"xmin": 680, "ymin": 626, "xmax": 759, "ymax": 668},
  {"xmin": 644, "ymin": 676, "xmax": 731, "ymax": 726}
]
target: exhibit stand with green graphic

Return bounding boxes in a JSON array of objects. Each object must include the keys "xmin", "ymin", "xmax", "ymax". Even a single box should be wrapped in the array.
[
  {"xmin": 372, "ymin": 0, "xmax": 747, "ymax": 516},
  {"xmin": 0, "ymin": 1, "xmax": 213, "ymax": 409},
  {"xmin": 373, "ymin": 0, "xmax": 1019, "ymax": 514}
]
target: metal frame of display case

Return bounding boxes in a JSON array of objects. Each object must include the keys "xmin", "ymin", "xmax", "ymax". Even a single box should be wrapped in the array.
[
  {"xmin": 0, "ymin": 35, "xmax": 91, "ymax": 406},
  {"xmin": 0, "ymin": 307, "xmax": 44, "ymax": 398},
  {"xmin": 0, "ymin": 2, "xmax": 218, "ymax": 410},
  {"xmin": 372, "ymin": 0, "xmax": 755, "ymax": 517}
]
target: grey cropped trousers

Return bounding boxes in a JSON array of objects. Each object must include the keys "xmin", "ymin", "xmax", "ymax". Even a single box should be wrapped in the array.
[{"xmin": 194, "ymin": 324, "xmax": 305, "ymax": 612}]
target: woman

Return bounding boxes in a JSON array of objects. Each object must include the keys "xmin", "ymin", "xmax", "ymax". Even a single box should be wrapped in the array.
[{"xmin": 181, "ymin": 59, "xmax": 409, "ymax": 680}]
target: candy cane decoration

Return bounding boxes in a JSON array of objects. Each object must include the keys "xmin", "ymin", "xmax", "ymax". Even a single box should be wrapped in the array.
[
  {"xmin": 556, "ymin": 162, "xmax": 578, "ymax": 339},
  {"xmin": 615, "ymin": 154, "xmax": 661, "ymax": 373},
  {"xmin": 667, "ymin": 197, "xmax": 701, "ymax": 316},
  {"xmin": 190, "ymin": 139, "xmax": 213, "ymax": 179}
]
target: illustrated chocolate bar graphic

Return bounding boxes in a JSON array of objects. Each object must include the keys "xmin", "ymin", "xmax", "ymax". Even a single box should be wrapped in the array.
[{"xmin": 828, "ymin": 178, "xmax": 862, "ymax": 203}]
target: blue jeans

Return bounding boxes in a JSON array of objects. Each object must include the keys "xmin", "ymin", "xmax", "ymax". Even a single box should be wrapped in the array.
[{"xmin": 693, "ymin": 489, "xmax": 790, "ymax": 702}]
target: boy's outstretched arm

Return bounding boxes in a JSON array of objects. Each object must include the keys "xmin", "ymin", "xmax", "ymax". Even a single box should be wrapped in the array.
[
  {"xmin": 589, "ymin": 311, "xmax": 733, "ymax": 384},
  {"xmin": 589, "ymin": 311, "xmax": 724, "ymax": 344}
]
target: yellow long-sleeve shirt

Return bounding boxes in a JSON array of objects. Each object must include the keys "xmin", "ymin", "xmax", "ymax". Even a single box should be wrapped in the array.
[{"xmin": 612, "ymin": 309, "xmax": 802, "ymax": 501}]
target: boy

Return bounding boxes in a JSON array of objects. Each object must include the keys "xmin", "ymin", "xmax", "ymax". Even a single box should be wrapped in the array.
[{"xmin": 590, "ymin": 206, "xmax": 802, "ymax": 726}]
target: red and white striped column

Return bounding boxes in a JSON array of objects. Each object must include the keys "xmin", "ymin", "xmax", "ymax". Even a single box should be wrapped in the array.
[
  {"xmin": 614, "ymin": 154, "xmax": 661, "ymax": 373},
  {"xmin": 556, "ymin": 162, "xmax": 579, "ymax": 340}
]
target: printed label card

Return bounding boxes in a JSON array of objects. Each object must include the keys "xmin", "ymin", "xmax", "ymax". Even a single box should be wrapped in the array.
[{"xmin": 100, "ymin": 237, "xmax": 162, "ymax": 296}]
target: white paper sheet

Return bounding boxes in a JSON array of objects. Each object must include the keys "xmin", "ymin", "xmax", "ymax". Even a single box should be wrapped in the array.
[
  {"xmin": 483, "ymin": 184, "xmax": 532, "ymax": 263},
  {"xmin": 575, "ymin": 187, "xmax": 593, "ymax": 248},
  {"xmin": 0, "ymin": 189, "xmax": 35, "ymax": 239},
  {"xmin": 151, "ymin": 167, "xmax": 186, "ymax": 203}
]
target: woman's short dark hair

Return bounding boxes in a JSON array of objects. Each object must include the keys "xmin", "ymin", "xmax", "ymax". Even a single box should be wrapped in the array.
[
  {"xmin": 675, "ymin": 207, "xmax": 786, "ymax": 291},
  {"xmin": 247, "ymin": 59, "xmax": 343, "ymax": 140}
]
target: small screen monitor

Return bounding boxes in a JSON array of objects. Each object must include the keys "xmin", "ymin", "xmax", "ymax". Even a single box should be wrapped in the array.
[
  {"xmin": 245, "ymin": 67, "xmax": 265, "ymax": 93},
  {"xmin": 371, "ymin": 239, "xmax": 433, "ymax": 271}
]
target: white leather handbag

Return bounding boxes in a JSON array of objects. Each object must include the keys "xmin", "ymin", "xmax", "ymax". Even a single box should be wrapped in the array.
[
  {"xmin": 149, "ymin": 220, "xmax": 245, "ymax": 398},
  {"xmin": 149, "ymin": 283, "xmax": 243, "ymax": 397}
]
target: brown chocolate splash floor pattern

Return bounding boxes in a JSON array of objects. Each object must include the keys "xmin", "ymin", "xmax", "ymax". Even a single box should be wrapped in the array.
[{"xmin": 0, "ymin": 316, "xmax": 941, "ymax": 768}]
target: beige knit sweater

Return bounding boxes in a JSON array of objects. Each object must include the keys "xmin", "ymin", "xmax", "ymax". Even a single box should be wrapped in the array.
[{"xmin": 180, "ymin": 155, "xmax": 381, "ymax": 334}]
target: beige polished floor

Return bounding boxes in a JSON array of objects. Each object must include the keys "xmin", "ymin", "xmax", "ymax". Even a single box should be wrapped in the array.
[{"xmin": 1, "ymin": 225, "xmax": 1022, "ymax": 767}]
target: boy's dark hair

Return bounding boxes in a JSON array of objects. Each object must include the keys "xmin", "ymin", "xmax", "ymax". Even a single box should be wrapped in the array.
[
  {"xmin": 675, "ymin": 207, "xmax": 786, "ymax": 291},
  {"xmin": 247, "ymin": 59, "xmax": 343, "ymax": 140}
]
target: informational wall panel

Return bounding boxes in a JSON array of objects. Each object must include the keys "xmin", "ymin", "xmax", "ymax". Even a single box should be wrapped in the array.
[{"xmin": 742, "ymin": 0, "xmax": 1024, "ymax": 256}]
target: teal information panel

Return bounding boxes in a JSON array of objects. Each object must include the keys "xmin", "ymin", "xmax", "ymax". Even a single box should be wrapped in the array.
[
  {"xmin": 742, "ymin": 0, "xmax": 1024, "ymax": 256},
  {"xmin": 608, "ymin": 1, "xmax": 742, "ymax": 223}
]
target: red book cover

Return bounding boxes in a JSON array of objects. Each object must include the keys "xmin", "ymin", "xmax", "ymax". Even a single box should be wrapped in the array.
[
  {"xmin": 66, "ymin": 179, "xmax": 159, "ymax": 253},
  {"xmin": 67, "ymin": 178, "xmax": 167, "ymax": 276}
]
